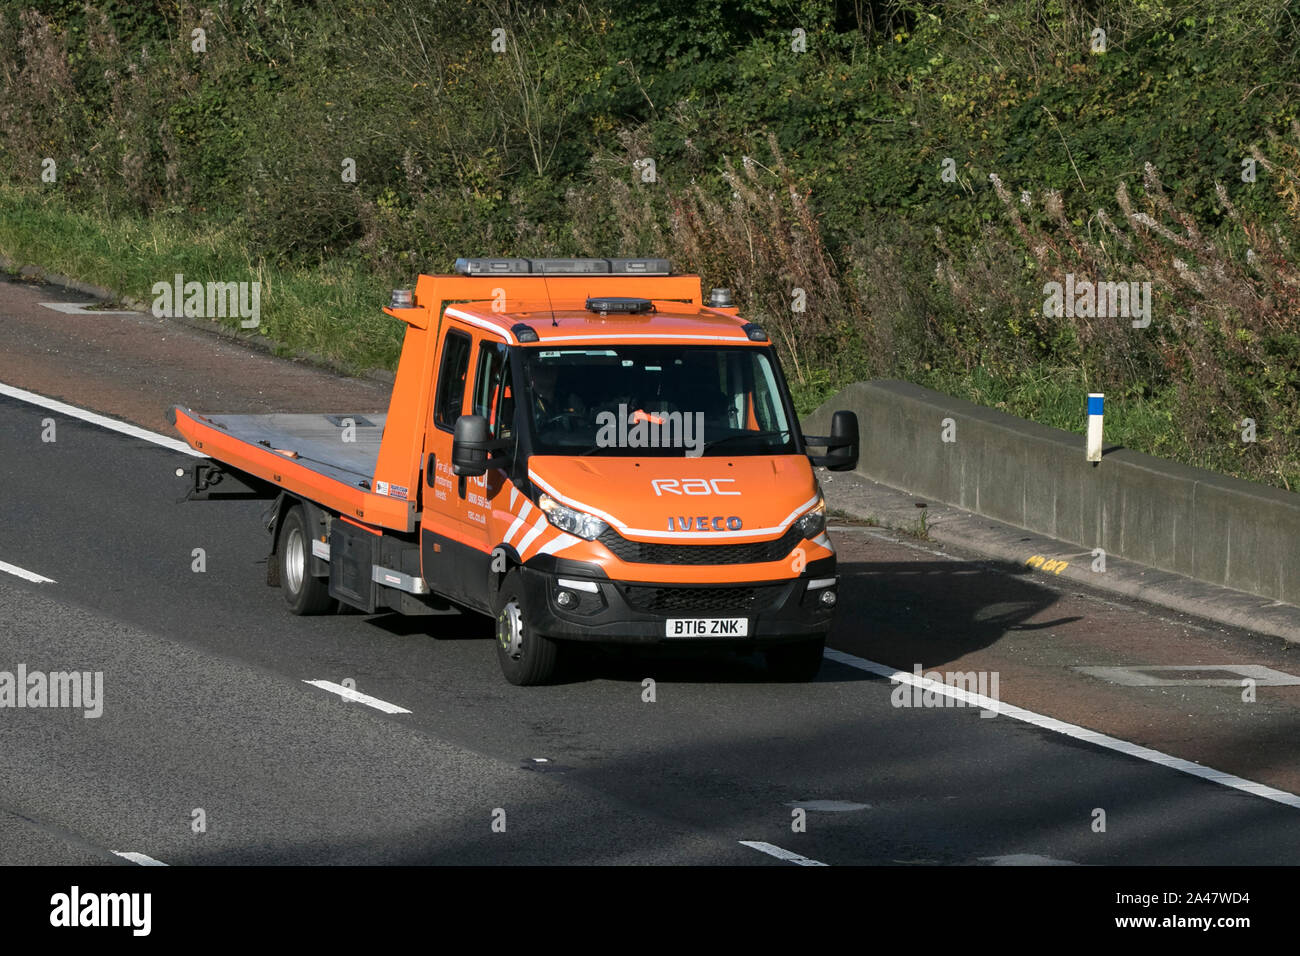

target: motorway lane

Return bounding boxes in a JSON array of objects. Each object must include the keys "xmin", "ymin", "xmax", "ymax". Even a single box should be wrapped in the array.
[
  {"xmin": 4, "ymin": 395, "xmax": 1300, "ymax": 864},
  {"xmin": 0, "ymin": 577, "xmax": 735, "ymax": 865}
]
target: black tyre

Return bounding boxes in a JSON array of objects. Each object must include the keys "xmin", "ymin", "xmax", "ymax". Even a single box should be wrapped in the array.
[
  {"xmin": 279, "ymin": 505, "xmax": 336, "ymax": 615},
  {"xmin": 492, "ymin": 573, "xmax": 560, "ymax": 686},
  {"xmin": 764, "ymin": 635, "xmax": 825, "ymax": 682}
]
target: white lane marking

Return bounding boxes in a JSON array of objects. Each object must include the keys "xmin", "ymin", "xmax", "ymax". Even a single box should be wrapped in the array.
[
  {"xmin": 0, "ymin": 560, "xmax": 55, "ymax": 584},
  {"xmin": 786, "ymin": 800, "xmax": 870, "ymax": 812},
  {"xmin": 39, "ymin": 302, "xmax": 137, "ymax": 315},
  {"xmin": 823, "ymin": 647, "xmax": 1300, "ymax": 811},
  {"xmin": 739, "ymin": 841, "xmax": 828, "ymax": 866},
  {"xmin": 0, "ymin": 381, "xmax": 201, "ymax": 457},
  {"xmin": 112, "ymin": 851, "xmax": 167, "ymax": 866},
  {"xmin": 303, "ymin": 680, "xmax": 411, "ymax": 715}
]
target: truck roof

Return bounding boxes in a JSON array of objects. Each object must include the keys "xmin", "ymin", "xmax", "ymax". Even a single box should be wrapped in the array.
[
  {"xmin": 382, "ymin": 270, "xmax": 765, "ymax": 347},
  {"xmin": 443, "ymin": 304, "xmax": 760, "ymax": 346}
]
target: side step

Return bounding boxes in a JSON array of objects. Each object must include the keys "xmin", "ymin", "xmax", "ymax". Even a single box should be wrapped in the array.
[{"xmin": 323, "ymin": 520, "xmax": 453, "ymax": 616}]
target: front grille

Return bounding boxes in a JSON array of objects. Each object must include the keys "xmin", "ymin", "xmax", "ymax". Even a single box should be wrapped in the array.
[
  {"xmin": 598, "ymin": 524, "xmax": 803, "ymax": 565},
  {"xmin": 622, "ymin": 584, "xmax": 784, "ymax": 614}
]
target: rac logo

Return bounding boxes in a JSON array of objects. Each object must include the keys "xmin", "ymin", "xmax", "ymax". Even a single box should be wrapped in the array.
[
  {"xmin": 651, "ymin": 478, "xmax": 740, "ymax": 496},
  {"xmin": 667, "ymin": 515, "xmax": 743, "ymax": 531}
]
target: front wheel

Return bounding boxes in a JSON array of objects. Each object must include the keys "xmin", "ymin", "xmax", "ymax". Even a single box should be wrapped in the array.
[
  {"xmin": 764, "ymin": 635, "xmax": 825, "ymax": 682},
  {"xmin": 493, "ymin": 574, "xmax": 560, "ymax": 686},
  {"xmin": 279, "ymin": 505, "xmax": 336, "ymax": 615}
]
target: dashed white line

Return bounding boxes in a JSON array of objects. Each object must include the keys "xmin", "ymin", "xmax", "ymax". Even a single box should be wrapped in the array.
[
  {"xmin": 823, "ymin": 646, "xmax": 1300, "ymax": 811},
  {"xmin": 739, "ymin": 841, "xmax": 828, "ymax": 866},
  {"xmin": 303, "ymin": 680, "xmax": 411, "ymax": 715},
  {"xmin": 0, "ymin": 559, "xmax": 55, "ymax": 584},
  {"xmin": 112, "ymin": 851, "xmax": 167, "ymax": 866},
  {"xmin": 0, "ymin": 381, "xmax": 201, "ymax": 457}
]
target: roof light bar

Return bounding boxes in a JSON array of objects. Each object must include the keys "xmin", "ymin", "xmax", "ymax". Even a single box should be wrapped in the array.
[
  {"xmin": 453, "ymin": 257, "xmax": 672, "ymax": 276},
  {"xmin": 454, "ymin": 258, "xmax": 530, "ymax": 275},
  {"xmin": 531, "ymin": 258, "xmax": 609, "ymax": 275}
]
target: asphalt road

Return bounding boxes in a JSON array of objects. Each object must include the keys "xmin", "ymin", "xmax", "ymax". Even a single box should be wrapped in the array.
[{"xmin": 3, "ymin": 391, "xmax": 1300, "ymax": 865}]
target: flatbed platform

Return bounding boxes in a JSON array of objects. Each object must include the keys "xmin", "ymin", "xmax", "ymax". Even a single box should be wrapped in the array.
[
  {"xmin": 196, "ymin": 412, "xmax": 386, "ymax": 486},
  {"xmin": 170, "ymin": 406, "xmax": 414, "ymax": 530}
]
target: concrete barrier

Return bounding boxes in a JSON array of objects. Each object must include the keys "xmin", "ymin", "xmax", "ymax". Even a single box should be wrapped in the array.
[{"xmin": 803, "ymin": 380, "xmax": 1300, "ymax": 605}]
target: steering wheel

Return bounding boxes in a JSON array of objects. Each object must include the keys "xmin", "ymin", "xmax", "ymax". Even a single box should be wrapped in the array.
[{"xmin": 542, "ymin": 411, "xmax": 586, "ymax": 431}]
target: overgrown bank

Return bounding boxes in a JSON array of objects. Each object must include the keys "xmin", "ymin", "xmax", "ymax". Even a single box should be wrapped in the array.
[{"xmin": 3, "ymin": 1, "xmax": 1299, "ymax": 488}]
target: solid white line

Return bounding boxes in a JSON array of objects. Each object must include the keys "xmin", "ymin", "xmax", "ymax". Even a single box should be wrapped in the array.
[
  {"xmin": 112, "ymin": 851, "xmax": 167, "ymax": 866},
  {"xmin": 822, "ymin": 647, "xmax": 1300, "ymax": 811},
  {"xmin": 303, "ymin": 680, "xmax": 411, "ymax": 715},
  {"xmin": 0, "ymin": 381, "xmax": 202, "ymax": 457},
  {"xmin": 739, "ymin": 841, "xmax": 828, "ymax": 866},
  {"xmin": 0, "ymin": 559, "xmax": 55, "ymax": 584}
]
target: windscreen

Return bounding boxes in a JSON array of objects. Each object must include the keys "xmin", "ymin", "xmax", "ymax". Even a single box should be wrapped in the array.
[{"xmin": 519, "ymin": 345, "xmax": 795, "ymax": 457}]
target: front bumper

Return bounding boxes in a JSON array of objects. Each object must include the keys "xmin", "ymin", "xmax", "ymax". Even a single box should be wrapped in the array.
[{"xmin": 517, "ymin": 558, "xmax": 837, "ymax": 647}]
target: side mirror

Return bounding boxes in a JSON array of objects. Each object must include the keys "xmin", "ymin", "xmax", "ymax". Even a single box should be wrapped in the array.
[
  {"xmin": 806, "ymin": 410, "xmax": 859, "ymax": 472},
  {"xmin": 452, "ymin": 414, "xmax": 495, "ymax": 476}
]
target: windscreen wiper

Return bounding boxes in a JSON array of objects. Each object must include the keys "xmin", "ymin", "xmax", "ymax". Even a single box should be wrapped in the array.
[{"xmin": 699, "ymin": 429, "xmax": 791, "ymax": 453}]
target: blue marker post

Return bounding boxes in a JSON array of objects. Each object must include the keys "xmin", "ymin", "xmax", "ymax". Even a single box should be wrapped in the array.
[{"xmin": 1087, "ymin": 393, "xmax": 1104, "ymax": 463}]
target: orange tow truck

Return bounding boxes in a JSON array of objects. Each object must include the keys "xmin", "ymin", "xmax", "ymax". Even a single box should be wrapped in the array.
[{"xmin": 170, "ymin": 258, "xmax": 859, "ymax": 684}]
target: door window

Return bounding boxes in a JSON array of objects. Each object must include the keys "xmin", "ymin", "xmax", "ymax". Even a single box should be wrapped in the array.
[
  {"xmin": 472, "ymin": 340, "xmax": 514, "ymax": 440},
  {"xmin": 434, "ymin": 329, "xmax": 473, "ymax": 431}
]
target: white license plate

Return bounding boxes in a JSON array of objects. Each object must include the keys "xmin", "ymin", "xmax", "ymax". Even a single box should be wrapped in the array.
[{"xmin": 665, "ymin": 618, "xmax": 749, "ymax": 637}]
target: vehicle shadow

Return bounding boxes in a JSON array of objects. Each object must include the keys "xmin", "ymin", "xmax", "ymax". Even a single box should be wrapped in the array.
[
  {"xmin": 358, "ymin": 556, "xmax": 1076, "ymax": 684},
  {"xmin": 831, "ymin": 558, "xmax": 1081, "ymax": 670}
]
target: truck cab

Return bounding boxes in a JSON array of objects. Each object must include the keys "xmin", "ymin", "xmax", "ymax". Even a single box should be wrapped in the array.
[{"xmin": 171, "ymin": 257, "xmax": 858, "ymax": 685}]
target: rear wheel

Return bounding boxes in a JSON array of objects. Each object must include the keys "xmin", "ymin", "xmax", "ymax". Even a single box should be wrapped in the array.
[
  {"xmin": 279, "ymin": 505, "xmax": 335, "ymax": 615},
  {"xmin": 764, "ymin": 635, "xmax": 825, "ymax": 682},
  {"xmin": 493, "ymin": 573, "xmax": 560, "ymax": 686}
]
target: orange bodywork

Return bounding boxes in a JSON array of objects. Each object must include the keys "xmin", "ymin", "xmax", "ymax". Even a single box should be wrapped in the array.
[{"xmin": 171, "ymin": 271, "xmax": 833, "ymax": 588}]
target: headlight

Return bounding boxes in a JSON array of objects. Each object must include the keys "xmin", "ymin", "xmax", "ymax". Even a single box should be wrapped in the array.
[
  {"xmin": 794, "ymin": 494, "xmax": 826, "ymax": 539},
  {"xmin": 538, "ymin": 493, "xmax": 609, "ymax": 540}
]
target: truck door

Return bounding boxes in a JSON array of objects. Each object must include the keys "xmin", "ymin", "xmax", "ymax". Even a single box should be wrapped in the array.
[{"xmin": 421, "ymin": 324, "xmax": 494, "ymax": 610}]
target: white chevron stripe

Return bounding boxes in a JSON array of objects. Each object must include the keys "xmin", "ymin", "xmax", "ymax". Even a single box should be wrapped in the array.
[
  {"xmin": 537, "ymin": 532, "xmax": 581, "ymax": 556},
  {"xmin": 516, "ymin": 514, "xmax": 549, "ymax": 557}
]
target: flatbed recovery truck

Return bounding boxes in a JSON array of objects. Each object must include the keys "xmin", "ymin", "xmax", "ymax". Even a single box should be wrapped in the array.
[{"xmin": 170, "ymin": 258, "xmax": 859, "ymax": 685}]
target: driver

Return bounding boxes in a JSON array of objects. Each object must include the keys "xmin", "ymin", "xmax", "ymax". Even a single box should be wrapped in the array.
[{"xmin": 530, "ymin": 362, "xmax": 586, "ymax": 423}]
